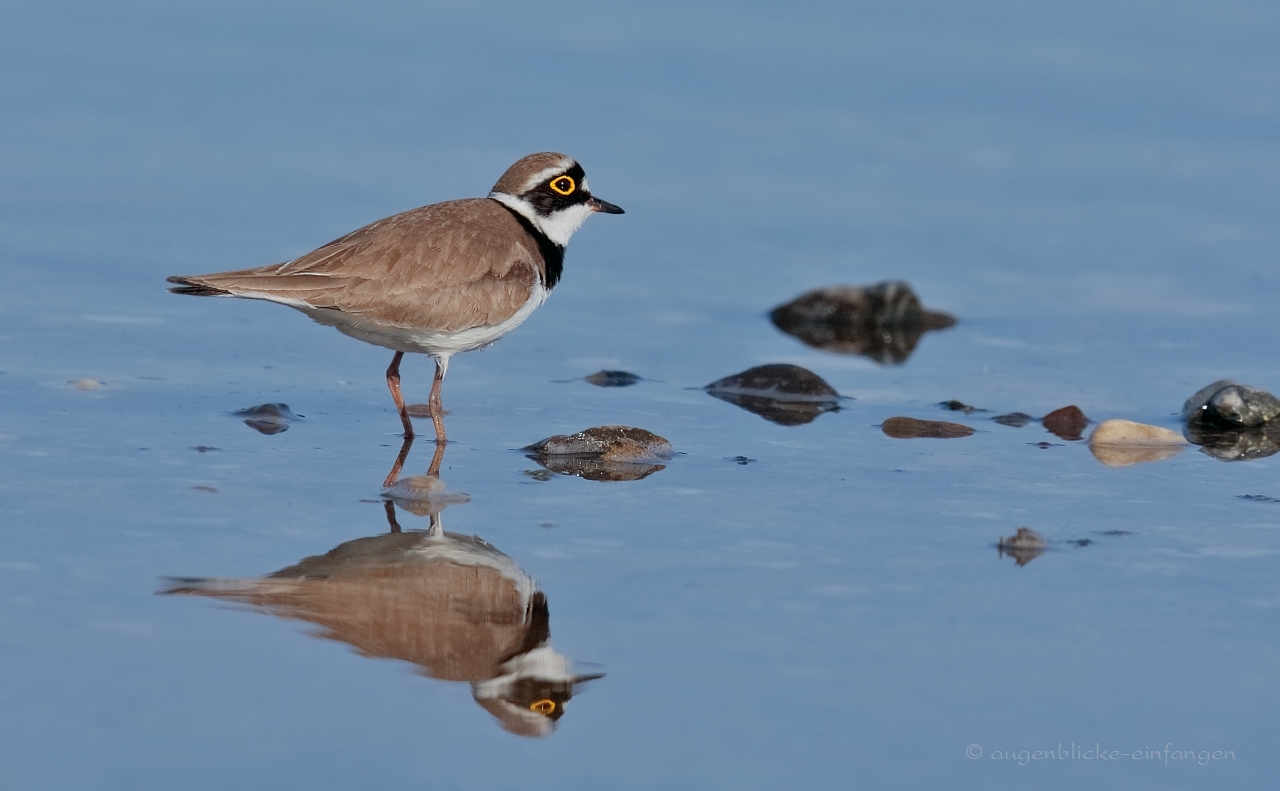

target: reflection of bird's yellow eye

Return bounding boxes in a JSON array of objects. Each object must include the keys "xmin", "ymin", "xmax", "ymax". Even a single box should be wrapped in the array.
[
  {"xmin": 549, "ymin": 176, "xmax": 575, "ymax": 196},
  {"xmin": 530, "ymin": 699, "xmax": 556, "ymax": 714}
]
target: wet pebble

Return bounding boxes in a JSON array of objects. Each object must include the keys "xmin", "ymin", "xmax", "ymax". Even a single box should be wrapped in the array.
[
  {"xmin": 881, "ymin": 416, "xmax": 973, "ymax": 439},
  {"xmin": 524, "ymin": 426, "xmax": 673, "ymax": 482},
  {"xmin": 1182, "ymin": 380, "xmax": 1280, "ymax": 428},
  {"xmin": 192, "ymin": 446, "xmax": 219, "ymax": 453},
  {"xmin": 234, "ymin": 403, "xmax": 298, "ymax": 435},
  {"xmin": 1042, "ymin": 405, "xmax": 1089, "ymax": 441},
  {"xmin": 997, "ymin": 527, "xmax": 1047, "ymax": 566},
  {"xmin": 704, "ymin": 364, "xmax": 841, "ymax": 426},
  {"xmin": 770, "ymin": 281, "xmax": 956, "ymax": 364},
  {"xmin": 584, "ymin": 370, "xmax": 642, "ymax": 387},
  {"xmin": 726, "ymin": 456, "xmax": 757, "ymax": 465},
  {"xmin": 993, "ymin": 412, "xmax": 1033, "ymax": 427},
  {"xmin": 524, "ymin": 426, "xmax": 674, "ymax": 462}
]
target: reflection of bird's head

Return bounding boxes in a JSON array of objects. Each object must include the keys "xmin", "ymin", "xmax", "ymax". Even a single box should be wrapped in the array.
[
  {"xmin": 489, "ymin": 153, "xmax": 624, "ymax": 248},
  {"xmin": 471, "ymin": 647, "xmax": 605, "ymax": 738},
  {"xmin": 470, "ymin": 592, "xmax": 604, "ymax": 738}
]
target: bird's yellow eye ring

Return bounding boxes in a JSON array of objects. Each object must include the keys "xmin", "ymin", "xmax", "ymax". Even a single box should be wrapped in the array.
[
  {"xmin": 530, "ymin": 699, "xmax": 557, "ymax": 714},
  {"xmin": 549, "ymin": 176, "xmax": 575, "ymax": 196}
]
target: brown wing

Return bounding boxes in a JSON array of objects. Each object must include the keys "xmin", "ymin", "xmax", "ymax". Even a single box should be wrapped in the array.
[{"xmin": 170, "ymin": 199, "xmax": 543, "ymax": 332}]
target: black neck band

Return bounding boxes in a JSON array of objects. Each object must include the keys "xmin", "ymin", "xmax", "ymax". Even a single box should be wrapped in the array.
[{"xmin": 493, "ymin": 201, "xmax": 565, "ymax": 289}]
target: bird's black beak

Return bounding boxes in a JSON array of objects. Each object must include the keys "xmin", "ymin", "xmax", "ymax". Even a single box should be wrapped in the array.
[{"xmin": 587, "ymin": 196, "xmax": 624, "ymax": 214}]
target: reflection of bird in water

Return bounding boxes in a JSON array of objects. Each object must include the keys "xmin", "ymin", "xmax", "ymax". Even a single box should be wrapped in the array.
[
  {"xmin": 161, "ymin": 461, "xmax": 599, "ymax": 737},
  {"xmin": 168, "ymin": 152, "xmax": 623, "ymax": 444}
]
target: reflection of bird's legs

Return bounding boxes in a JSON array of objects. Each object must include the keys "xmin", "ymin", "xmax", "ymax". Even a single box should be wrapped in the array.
[
  {"xmin": 428, "ymin": 512, "xmax": 443, "ymax": 538},
  {"xmin": 428, "ymin": 356, "xmax": 449, "ymax": 444},
  {"xmin": 383, "ymin": 500, "xmax": 403, "ymax": 533},
  {"xmin": 426, "ymin": 439, "xmax": 446, "ymax": 478},
  {"xmin": 382, "ymin": 433, "xmax": 415, "ymax": 488},
  {"xmin": 386, "ymin": 351, "xmax": 414, "ymax": 439}
]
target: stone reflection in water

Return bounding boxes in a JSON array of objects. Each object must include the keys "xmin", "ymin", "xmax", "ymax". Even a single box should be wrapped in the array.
[
  {"xmin": 997, "ymin": 527, "xmax": 1048, "ymax": 567},
  {"xmin": 234, "ymin": 403, "xmax": 298, "ymax": 435},
  {"xmin": 769, "ymin": 281, "xmax": 956, "ymax": 364},
  {"xmin": 704, "ymin": 364, "xmax": 841, "ymax": 426},
  {"xmin": 1183, "ymin": 421, "xmax": 1280, "ymax": 462},
  {"xmin": 161, "ymin": 445, "xmax": 600, "ymax": 737},
  {"xmin": 524, "ymin": 425, "xmax": 673, "ymax": 481}
]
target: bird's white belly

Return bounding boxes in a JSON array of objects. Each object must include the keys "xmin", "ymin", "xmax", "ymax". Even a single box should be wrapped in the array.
[{"xmin": 300, "ymin": 281, "xmax": 549, "ymax": 359}]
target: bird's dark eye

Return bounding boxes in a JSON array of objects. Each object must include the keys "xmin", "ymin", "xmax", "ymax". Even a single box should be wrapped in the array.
[
  {"xmin": 549, "ymin": 176, "xmax": 575, "ymax": 196},
  {"xmin": 530, "ymin": 699, "xmax": 557, "ymax": 714}
]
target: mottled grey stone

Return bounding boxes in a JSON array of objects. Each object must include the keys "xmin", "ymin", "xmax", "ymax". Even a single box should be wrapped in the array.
[{"xmin": 1181, "ymin": 380, "xmax": 1280, "ymax": 428}]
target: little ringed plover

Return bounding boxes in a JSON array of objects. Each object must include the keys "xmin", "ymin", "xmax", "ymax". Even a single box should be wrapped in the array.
[{"xmin": 168, "ymin": 152, "xmax": 623, "ymax": 443}]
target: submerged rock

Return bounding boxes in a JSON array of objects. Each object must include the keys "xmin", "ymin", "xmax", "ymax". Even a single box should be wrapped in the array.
[
  {"xmin": 1042, "ymin": 405, "xmax": 1089, "ymax": 441},
  {"xmin": 704, "ymin": 364, "xmax": 841, "ymax": 426},
  {"xmin": 769, "ymin": 281, "xmax": 956, "ymax": 364},
  {"xmin": 524, "ymin": 426, "xmax": 673, "ymax": 482},
  {"xmin": 1181, "ymin": 380, "xmax": 1280, "ymax": 428},
  {"xmin": 584, "ymin": 370, "xmax": 642, "ymax": 387},
  {"xmin": 1088, "ymin": 419, "xmax": 1187, "ymax": 467},
  {"xmin": 234, "ymin": 403, "xmax": 298, "ymax": 435},
  {"xmin": 993, "ymin": 412, "xmax": 1033, "ymax": 427},
  {"xmin": 997, "ymin": 527, "xmax": 1047, "ymax": 567},
  {"xmin": 881, "ymin": 416, "xmax": 974, "ymax": 439}
]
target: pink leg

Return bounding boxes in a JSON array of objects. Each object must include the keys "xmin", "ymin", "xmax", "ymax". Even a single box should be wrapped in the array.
[{"xmin": 386, "ymin": 351, "xmax": 414, "ymax": 439}]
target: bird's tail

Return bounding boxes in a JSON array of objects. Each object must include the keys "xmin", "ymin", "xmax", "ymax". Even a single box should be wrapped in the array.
[{"xmin": 166, "ymin": 276, "xmax": 232, "ymax": 296}]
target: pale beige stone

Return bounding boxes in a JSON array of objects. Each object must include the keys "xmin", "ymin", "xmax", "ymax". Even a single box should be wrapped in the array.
[
  {"xmin": 1089, "ymin": 419, "xmax": 1187, "ymax": 467},
  {"xmin": 1089, "ymin": 419, "xmax": 1187, "ymax": 446}
]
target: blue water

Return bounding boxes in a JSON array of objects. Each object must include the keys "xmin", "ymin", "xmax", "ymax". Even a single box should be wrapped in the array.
[{"xmin": 3, "ymin": 2, "xmax": 1279, "ymax": 788}]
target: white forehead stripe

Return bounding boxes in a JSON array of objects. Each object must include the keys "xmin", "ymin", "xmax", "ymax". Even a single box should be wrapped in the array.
[{"xmin": 520, "ymin": 165, "xmax": 572, "ymax": 194}]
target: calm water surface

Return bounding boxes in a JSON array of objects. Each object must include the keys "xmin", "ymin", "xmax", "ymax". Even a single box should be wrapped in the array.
[{"xmin": 2, "ymin": 2, "xmax": 1279, "ymax": 789}]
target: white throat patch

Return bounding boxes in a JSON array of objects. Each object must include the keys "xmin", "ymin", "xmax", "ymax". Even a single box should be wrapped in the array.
[{"xmin": 489, "ymin": 192, "xmax": 594, "ymax": 247}]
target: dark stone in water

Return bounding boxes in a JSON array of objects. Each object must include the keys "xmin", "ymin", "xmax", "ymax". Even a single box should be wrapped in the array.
[
  {"xmin": 1183, "ymin": 421, "xmax": 1280, "ymax": 462},
  {"xmin": 524, "ymin": 426, "xmax": 673, "ymax": 482},
  {"xmin": 1042, "ymin": 405, "xmax": 1088, "ymax": 441},
  {"xmin": 939, "ymin": 400, "xmax": 985, "ymax": 414},
  {"xmin": 1238, "ymin": 494, "xmax": 1280, "ymax": 503},
  {"xmin": 769, "ymin": 281, "xmax": 956, "ymax": 365},
  {"xmin": 584, "ymin": 370, "xmax": 641, "ymax": 387},
  {"xmin": 1181, "ymin": 380, "xmax": 1280, "ymax": 428},
  {"xmin": 704, "ymin": 364, "xmax": 841, "ymax": 426},
  {"xmin": 994, "ymin": 412, "xmax": 1033, "ymax": 427},
  {"xmin": 234, "ymin": 403, "xmax": 298, "ymax": 435},
  {"xmin": 727, "ymin": 456, "xmax": 757, "ymax": 465},
  {"xmin": 881, "ymin": 416, "xmax": 974, "ymax": 439},
  {"xmin": 997, "ymin": 527, "xmax": 1047, "ymax": 566}
]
